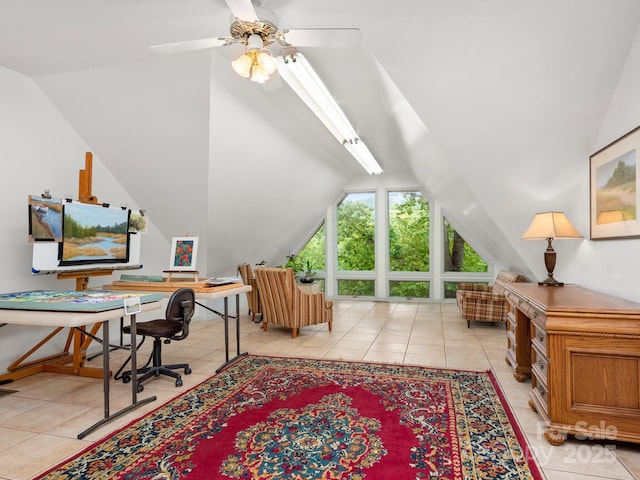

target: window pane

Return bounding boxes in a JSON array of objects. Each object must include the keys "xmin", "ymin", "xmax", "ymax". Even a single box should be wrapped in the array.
[
  {"xmin": 337, "ymin": 279, "xmax": 375, "ymax": 296},
  {"xmin": 337, "ymin": 192, "xmax": 375, "ymax": 271},
  {"xmin": 297, "ymin": 223, "xmax": 325, "ymax": 272},
  {"xmin": 443, "ymin": 218, "xmax": 488, "ymax": 272},
  {"xmin": 388, "ymin": 191, "xmax": 429, "ymax": 272},
  {"xmin": 389, "ymin": 281, "xmax": 430, "ymax": 298}
]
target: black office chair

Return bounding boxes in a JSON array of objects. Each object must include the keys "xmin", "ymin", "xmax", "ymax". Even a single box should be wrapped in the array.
[{"xmin": 117, "ymin": 288, "xmax": 195, "ymax": 391}]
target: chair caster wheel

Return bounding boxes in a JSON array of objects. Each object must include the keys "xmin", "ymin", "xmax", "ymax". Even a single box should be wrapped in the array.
[
  {"xmin": 122, "ymin": 373, "xmax": 131, "ymax": 384},
  {"xmin": 185, "ymin": 367, "xmax": 192, "ymax": 375},
  {"xmin": 137, "ymin": 383, "xmax": 144, "ymax": 393},
  {"xmin": 175, "ymin": 378, "xmax": 183, "ymax": 387}
]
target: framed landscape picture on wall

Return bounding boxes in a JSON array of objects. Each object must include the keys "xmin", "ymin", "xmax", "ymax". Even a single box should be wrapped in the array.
[{"xmin": 590, "ymin": 125, "xmax": 640, "ymax": 240}]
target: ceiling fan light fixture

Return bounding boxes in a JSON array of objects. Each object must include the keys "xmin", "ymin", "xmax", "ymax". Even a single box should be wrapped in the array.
[{"xmin": 232, "ymin": 33, "xmax": 276, "ymax": 83}]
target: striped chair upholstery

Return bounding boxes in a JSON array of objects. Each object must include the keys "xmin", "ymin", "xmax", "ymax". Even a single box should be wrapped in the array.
[
  {"xmin": 456, "ymin": 270, "xmax": 526, "ymax": 328},
  {"xmin": 255, "ymin": 267, "xmax": 332, "ymax": 338},
  {"xmin": 237, "ymin": 263, "xmax": 261, "ymax": 322}
]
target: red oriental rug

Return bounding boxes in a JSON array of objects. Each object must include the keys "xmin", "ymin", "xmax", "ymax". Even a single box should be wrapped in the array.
[{"xmin": 36, "ymin": 355, "xmax": 542, "ymax": 479}]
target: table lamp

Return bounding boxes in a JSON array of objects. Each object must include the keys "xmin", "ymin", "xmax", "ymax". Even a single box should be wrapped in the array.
[{"xmin": 521, "ymin": 211, "xmax": 582, "ymax": 286}]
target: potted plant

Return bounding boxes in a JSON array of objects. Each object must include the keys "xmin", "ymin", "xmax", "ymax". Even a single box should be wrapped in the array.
[{"xmin": 300, "ymin": 260, "xmax": 316, "ymax": 283}]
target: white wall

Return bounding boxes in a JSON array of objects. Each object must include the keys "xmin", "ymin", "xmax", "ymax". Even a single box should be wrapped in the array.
[
  {"xmin": 563, "ymin": 24, "xmax": 640, "ymax": 302},
  {"xmin": 0, "ymin": 67, "xmax": 169, "ymax": 375}
]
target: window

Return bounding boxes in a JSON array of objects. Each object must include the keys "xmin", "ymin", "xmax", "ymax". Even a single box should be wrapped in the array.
[
  {"xmin": 443, "ymin": 218, "xmax": 488, "ymax": 273},
  {"xmin": 336, "ymin": 192, "xmax": 375, "ymax": 271},
  {"xmin": 297, "ymin": 223, "xmax": 325, "ymax": 271},
  {"xmin": 388, "ymin": 191, "xmax": 429, "ymax": 272},
  {"xmin": 389, "ymin": 280, "xmax": 430, "ymax": 299},
  {"xmin": 338, "ymin": 279, "xmax": 375, "ymax": 296},
  {"xmin": 296, "ymin": 187, "xmax": 493, "ymax": 301}
]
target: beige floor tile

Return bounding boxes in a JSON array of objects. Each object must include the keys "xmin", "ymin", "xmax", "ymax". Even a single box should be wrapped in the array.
[
  {"xmin": 0, "ymin": 433, "xmax": 86, "ymax": 480},
  {"xmin": 0, "ymin": 426, "xmax": 36, "ymax": 451},
  {"xmin": 362, "ymin": 350, "xmax": 405, "ymax": 364}
]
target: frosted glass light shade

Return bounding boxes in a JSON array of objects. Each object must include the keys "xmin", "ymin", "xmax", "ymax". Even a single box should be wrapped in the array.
[
  {"xmin": 257, "ymin": 51, "xmax": 277, "ymax": 75},
  {"xmin": 231, "ymin": 54, "xmax": 252, "ymax": 78}
]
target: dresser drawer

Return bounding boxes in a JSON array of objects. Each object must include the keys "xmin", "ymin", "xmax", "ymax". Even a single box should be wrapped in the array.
[
  {"xmin": 531, "ymin": 366, "xmax": 549, "ymax": 415},
  {"xmin": 505, "ymin": 290, "xmax": 519, "ymax": 306},
  {"xmin": 532, "ymin": 323, "xmax": 547, "ymax": 356},
  {"xmin": 530, "ymin": 382, "xmax": 550, "ymax": 418},
  {"xmin": 531, "ymin": 342, "xmax": 549, "ymax": 382},
  {"xmin": 506, "ymin": 312, "xmax": 516, "ymax": 334},
  {"xmin": 506, "ymin": 330, "xmax": 517, "ymax": 360},
  {"xmin": 529, "ymin": 306, "xmax": 547, "ymax": 325}
]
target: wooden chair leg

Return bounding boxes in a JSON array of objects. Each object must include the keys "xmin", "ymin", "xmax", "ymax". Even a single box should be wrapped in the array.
[
  {"xmin": 263, "ymin": 322, "xmax": 268, "ymax": 332},
  {"xmin": 291, "ymin": 328, "xmax": 298, "ymax": 339}
]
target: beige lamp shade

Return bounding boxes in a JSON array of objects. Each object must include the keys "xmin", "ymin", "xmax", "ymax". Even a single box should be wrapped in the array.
[
  {"xmin": 521, "ymin": 212, "xmax": 582, "ymax": 240},
  {"xmin": 521, "ymin": 211, "xmax": 582, "ymax": 287}
]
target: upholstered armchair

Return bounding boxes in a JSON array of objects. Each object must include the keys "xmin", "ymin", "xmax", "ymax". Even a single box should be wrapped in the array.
[
  {"xmin": 237, "ymin": 263, "xmax": 261, "ymax": 322},
  {"xmin": 456, "ymin": 270, "xmax": 526, "ymax": 328},
  {"xmin": 255, "ymin": 267, "xmax": 332, "ymax": 338}
]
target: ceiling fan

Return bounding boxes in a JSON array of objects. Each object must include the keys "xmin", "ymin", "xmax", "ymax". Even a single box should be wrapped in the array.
[{"xmin": 149, "ymin": 0, "xmax": 362, "ymax": 57}]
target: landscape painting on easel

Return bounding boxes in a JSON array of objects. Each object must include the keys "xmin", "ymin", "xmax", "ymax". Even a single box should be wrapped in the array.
[
  {"xmin": 28, "ymin": 195, "xmax": 63, "ymax": 242},
  {"xmin": 59, "ymin": 202, "xmax": 130, "ymax": 266}
]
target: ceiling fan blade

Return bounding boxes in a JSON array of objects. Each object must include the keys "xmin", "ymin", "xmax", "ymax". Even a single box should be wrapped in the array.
[
  {"xmin": 149, "ymin": 37, "xmax": 230, "ymax": 55},
  {"xmin": 280, "ymin": 28, "xmax": 362, "ymax": 48},
  {"xmin": 225, "ymin": 0, "xmax": 259, "ymax": 22}
]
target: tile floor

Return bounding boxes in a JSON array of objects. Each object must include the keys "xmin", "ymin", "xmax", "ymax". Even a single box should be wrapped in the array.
[{"xmin": 0, "ymin": 300, "xmax": 638, "ymax": 479}]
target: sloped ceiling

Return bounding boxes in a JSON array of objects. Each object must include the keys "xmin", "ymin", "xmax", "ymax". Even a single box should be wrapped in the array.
[{"xmin": 1, "ymin": 0, "xmax": 639, "ymax": 277}]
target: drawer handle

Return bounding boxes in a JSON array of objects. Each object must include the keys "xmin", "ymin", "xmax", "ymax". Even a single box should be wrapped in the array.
[
  {"xmin": 538, "ymin": 386, "xmax": 545, "ymax": 395},
  {"xmin": 538, "ymin": 360, "xmax": 545, "ymax": 369},
  {"xmin": 537, "ymin": 332, "xmax": 545, "ymax": 342},
  {"xmin": 533, "ymin": 311, "xmax": 538, "ymax": 318}
]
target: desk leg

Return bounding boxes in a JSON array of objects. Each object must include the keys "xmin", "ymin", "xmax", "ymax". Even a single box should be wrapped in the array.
[
  {"xmin": 77, "ymin": 314, "xmax": 156, "ymax": 440},
  {"xmin": 215, "ymin": 294, "xmax": 248, "ymax": 373}
]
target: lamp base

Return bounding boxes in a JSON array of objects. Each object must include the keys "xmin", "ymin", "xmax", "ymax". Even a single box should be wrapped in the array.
[{"xmin": 538, "ymin": 277, "xmax": 564, "ymax": 287}]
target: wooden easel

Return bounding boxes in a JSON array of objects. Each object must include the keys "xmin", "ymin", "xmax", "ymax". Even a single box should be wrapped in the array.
[{"xmin": 0, "ymin": 152, "xmax": 114, "ymax": 383}]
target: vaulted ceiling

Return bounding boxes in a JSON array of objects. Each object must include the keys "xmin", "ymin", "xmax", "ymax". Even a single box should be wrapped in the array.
[{"xmin": 2, "ymin": 0, "xmax": 639, "ymax": 276}]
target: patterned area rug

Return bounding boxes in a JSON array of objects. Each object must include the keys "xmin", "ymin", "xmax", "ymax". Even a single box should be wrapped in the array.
[{"xmin": 37, "ymin": 355, "xmax": 542, "ymax": 479}]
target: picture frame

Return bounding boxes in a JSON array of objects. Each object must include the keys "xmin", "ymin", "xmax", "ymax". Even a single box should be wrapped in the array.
[
  {"xmin": 169, "ymin": 236, "xmax": 198, "ymax": 271},
  {"xmin": 59, "ymin": 201, "xmax": 130, "ymax": 265},
  {"xmin": 28, "ymin": 195, "xmax": 63, "ymax": 242},
  {"xmin": 123, "ymin": 296, "xmax": 142, "ymax": 316},
  {"xmin": 590, "ymin": 125, "xmax": 640, "ymax": 240}
]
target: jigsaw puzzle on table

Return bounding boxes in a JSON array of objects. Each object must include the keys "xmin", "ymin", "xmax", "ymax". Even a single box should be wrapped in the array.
[{"xmin": 0, "ymin": 290, "xmax": 162, "ymax": 312}]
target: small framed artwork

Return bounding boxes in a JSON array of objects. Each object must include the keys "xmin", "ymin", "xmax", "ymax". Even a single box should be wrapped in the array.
[
  {"xmin": 169, "ymin": 236, "xmax": 198, "ymax": 271},
  {"xmin": 128, "ymin": 210, "xmax": 148, "ymax": 234},
  {"xmin": 590, "ymin": 125, "xmax": 640, "ymax": 240},
  {"xmin": 28, "ymin": 195, "xmax": 63, "ymax": 242},
  {"xmin": 123, "ymin": 296, "xmax": 142, "ymax": 315}
]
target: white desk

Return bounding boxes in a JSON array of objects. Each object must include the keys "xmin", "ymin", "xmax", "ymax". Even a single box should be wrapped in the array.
[
  {"xmin": 0, "ymin": 300, "xmax": 162, "ymax": 439},
  {"xmin": 104, "ymin": 283, "xmax": 252, "ymax": 373}
]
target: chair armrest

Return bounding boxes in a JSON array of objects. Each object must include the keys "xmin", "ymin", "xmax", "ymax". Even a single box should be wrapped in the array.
[{"xmin": 294, "ymin": 290, "xmax": 332, "ymax": 326}]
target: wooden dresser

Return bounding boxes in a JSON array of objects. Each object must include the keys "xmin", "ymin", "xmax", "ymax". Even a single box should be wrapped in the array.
[{"xmin": 504, "ymin": 282, "xmax": 640, "ymax": 445}]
